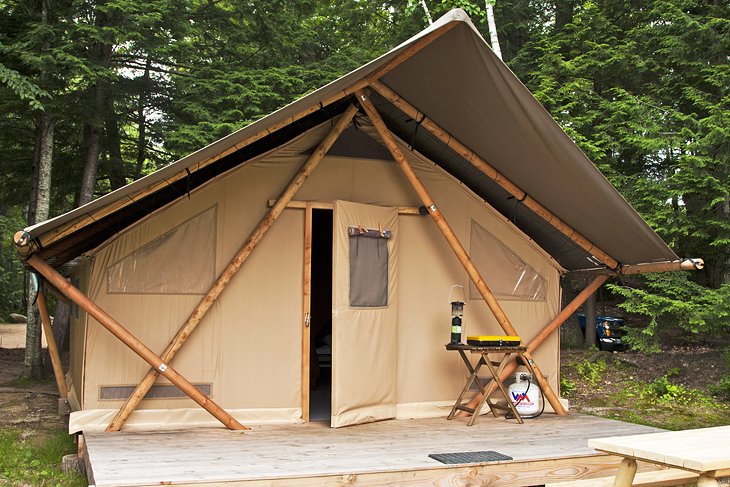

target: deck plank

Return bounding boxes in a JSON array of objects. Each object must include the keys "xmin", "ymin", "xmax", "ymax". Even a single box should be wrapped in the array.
[{"xmin": 84, "ymin": 414, "xmax": 663, "ymax": 486}]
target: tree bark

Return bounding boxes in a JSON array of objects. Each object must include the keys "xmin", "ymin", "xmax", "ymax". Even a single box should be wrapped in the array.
[
  {"xmin": 560, "ymin": 278, "xmax": 584, "ymax": 347},
  {"xmin": 134, "ymin": 57, "xmax": 151, "ymax": 179},
  {"xmin": 485, "ymin": 1, "xmax": 503, "ymax": 60},
  {"xmin": 555, "ymin": 0, "xmax": 576, "ymax": 31},
  {"xmin": 105, "ymin": 102, "xmax": 126, "ymax": 191},
  {"xmin": 24, "ymin": 112, "xmax": 54, "ymax": 378},
  {"xmin": 583, "ymin": 284, "xmax": 597, "ymax": 348}
]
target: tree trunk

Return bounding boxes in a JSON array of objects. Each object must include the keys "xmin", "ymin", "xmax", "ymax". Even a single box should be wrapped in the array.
[
  {"xmin": 418, "ymin": 0, "xmax": 432, "ymax": 25},
  {"xmin": 560, "ymin": 278, "xmax": 584, "ymax": 348},
  {"xmin": 78, "ymin": 85, "xmax": 104, "ymax": 206},
  {"xmin": 105, "ymin": 103, "xmax": 126, "ymax": 191},
  {"xmin": 485, "ymin": 1, "xmax": 503, "ymax": 60},
  {"xmin": 583, "ymin": 285, "xmax": 597, "ymax": 348},
  {"xmin": 134, "ymin": 57, "xmax": 151, "ymax": 179},
  {"xmin": 24, "ymin": 112, "xmax": 54, "ymax": 379},
  {"xmin": 555, "ymin": 0, "xmax": 576, "ymax": 31}
]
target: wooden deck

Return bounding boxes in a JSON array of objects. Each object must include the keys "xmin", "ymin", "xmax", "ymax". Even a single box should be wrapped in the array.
[{"xmin": 82, "ymin": 414, "xmax": 668, "ymax": 486}]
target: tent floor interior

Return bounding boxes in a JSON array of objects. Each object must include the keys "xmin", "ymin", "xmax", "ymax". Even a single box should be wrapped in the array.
[{"xmin": 80, "ymin": 413, "xmax": 671, "ymax": 486}]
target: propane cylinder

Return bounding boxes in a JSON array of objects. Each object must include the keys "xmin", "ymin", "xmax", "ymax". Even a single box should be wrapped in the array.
[{"xmin": 508, "ymin": 372, "xmax": 541, "ymax": 416}]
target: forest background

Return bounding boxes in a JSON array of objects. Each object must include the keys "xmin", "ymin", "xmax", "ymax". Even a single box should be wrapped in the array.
[{"xmin": 1, "ymin": 0, "xmax": 729, "ymax": 378}]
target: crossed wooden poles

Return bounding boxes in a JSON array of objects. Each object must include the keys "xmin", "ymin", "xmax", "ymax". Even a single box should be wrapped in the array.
[{"xmin": 15, "ymin": 21, "xmax": 703, "ymax": 431}]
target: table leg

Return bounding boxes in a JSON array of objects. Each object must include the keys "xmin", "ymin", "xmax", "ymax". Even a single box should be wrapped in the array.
[
  {"xmin": 483, "ymin": 352, "xmax": 523, "ymax": 424},
  {"xmin": 697, "ymin": 475, "xmax": 719, "ymax": 487},
  {"xmin": 447, "ymin": 350, "xmax": 483, "ymax": 420},
  {"xmin": 612, "ymin": 458, "xmax": 637, "ymax": 487}
]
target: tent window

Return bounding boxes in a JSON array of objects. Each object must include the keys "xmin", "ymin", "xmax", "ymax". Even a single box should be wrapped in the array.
[
  {"xmin": 469, "ymin": 220, "xmax": 547, "ymax": 301},
  {"xmin": 348, "ymin": 226, "xmax": 390, "ymax": 307},
  {"xmin": 107, "ymin": 207, "xmax": 216, "ymax": 295}
]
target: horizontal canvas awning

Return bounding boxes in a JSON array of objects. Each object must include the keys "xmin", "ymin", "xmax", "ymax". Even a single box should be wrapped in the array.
[{"xmin": 20, "ymin": 9, "xmax": 677, "ymax": 272}]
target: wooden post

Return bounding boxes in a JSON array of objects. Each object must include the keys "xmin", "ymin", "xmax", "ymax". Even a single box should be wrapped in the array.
[
  {"xmin": 36, "ymin": 289, "xmax": 68, "ymax": 399},
  {"xmin": 369, "ymin": 80, "xmax": 619, "ymax": 270},
  {"xmin": 301, "ymin": 203, "xmax": 313, "ymax": 421},
  {"xmin": 356, "ymin": 89, "xmax": 566, "ymax": 416},
  {"xmin": 25, "ymin": 254, "xmax": 247, "ymax": 431},
  {"xmin": 105, "ymin": 103, "xmax": 360, "ymax": 431},
  {"xmin": 461, "ymin": 275, "xmax": 609, "ymax": 414},
  {"xmin": 613, "ymin": 458, "xmax": 638, "ymax": 487}
]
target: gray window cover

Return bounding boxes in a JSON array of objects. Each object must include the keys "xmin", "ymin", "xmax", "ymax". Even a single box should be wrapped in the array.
[{"xmin": 348, "ymin": 226, "xmax": 391, "ymax": 307}]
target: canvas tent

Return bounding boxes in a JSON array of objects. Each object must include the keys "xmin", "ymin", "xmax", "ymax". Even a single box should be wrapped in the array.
[{"xmin": 15, "ymin": 9, "xmax": 700, "ymax": 434}]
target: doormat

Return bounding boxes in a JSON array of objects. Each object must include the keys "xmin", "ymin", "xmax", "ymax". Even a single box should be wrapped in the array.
[{"xmin": 428, "ymin": 450, "xmax": 512, "ymax": 464}]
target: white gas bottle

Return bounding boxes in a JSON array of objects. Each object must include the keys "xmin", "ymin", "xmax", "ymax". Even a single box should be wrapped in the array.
[{"xmin": 508, "ymin": 372, "xmax": 541, "ymax": 416}]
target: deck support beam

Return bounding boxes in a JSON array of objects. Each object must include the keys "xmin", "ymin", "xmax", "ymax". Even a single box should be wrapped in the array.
[
  {"xmin": 105, "ymin": 103, "xmax": 360, "ymax": 431},
  {"xmin": 37, "ymin": 289, "xmax": 68, "ymax": 400},
  {"xmin": 23, "ymin": 254, "xmax": 247, "ymax": 431},
  {"xmin": 356, "ymin": 89, "xmax": 566, "ymax": 416},
  {"xmin": 369, "ymin": 80, "xmax": 619, "ymax": 271}
]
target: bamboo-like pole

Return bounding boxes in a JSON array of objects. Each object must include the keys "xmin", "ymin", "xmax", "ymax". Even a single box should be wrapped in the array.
[
  {"xmin": 36, "ymin": 23, "xmax": 458, "ymax": 253},
  {"xmin": 369, "ymin": 80, "xmax": 620, "ymax": 270},
  {"xmin": 570, "ymin": 258, "xmax": 704, "ymax": 277},
  {"xmin": 36, "ymin": 289, "xmax": 68, "ymax": 399},
  {"xmin": 24, "ymin": 254, "xmax": 247, "ymax": 431},
  {"xmin": 356, "ymin": 89, "xmax": 567, "ymax": 416},
  {"xmin": 460, "ymin": 275, "xmax": 609, "ymax": 414},
  {"xmin": 105, "ymin": 103, "xmax": 360, "ymax": 431}
]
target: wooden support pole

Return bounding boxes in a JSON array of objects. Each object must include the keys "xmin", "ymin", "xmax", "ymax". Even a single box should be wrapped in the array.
[
  {"xmin": 105, "ymin": 103, "xmax": 360, "ymax": 431},
  {"xmin": 570, "ymin": 258, "xmax": 704, "ymax": 277},
  {"xmin": 25, "ymin": 254, "xmax": 247, "ymax": 431},
  {"xmin": 356, "ymin": 89, "xmax": 566, "ymax": 416},
  {"xmin": 35, "ymin": 23, "xmax": 457, "ymax": 253},
  {"xmin": 461, "ymin": 275, "xmax": 609, "ymax": 414},
  {"xmin": 369, "ymin": 80, "xmax": 620, "ymax": 270},
  {"xmin": 301, "ymin": 203, "xmax": 313, "ymax": 422},
  {"xmin": 37, "ymin": 289, "xmax": 68, "ymax": 399}
]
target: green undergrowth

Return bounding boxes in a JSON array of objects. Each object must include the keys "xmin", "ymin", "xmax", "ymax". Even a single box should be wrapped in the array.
[
  {"xmin": 562, "ymin": 354, "xmax": 730, "ymax": 431},
  {"xmin": 0, "ymin": 428, "xmax": 85, "ymax": 487}
]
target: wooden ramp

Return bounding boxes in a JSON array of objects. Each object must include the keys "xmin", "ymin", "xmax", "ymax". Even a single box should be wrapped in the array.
[{"xmin": 82, "ymin": 414, "xmax": 667, "ymax": 486}]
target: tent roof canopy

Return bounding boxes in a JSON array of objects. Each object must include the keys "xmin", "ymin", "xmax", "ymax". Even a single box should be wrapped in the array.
[{"xmin": 21, "ymin": 9, "xmax": 678, "ymax": 273}]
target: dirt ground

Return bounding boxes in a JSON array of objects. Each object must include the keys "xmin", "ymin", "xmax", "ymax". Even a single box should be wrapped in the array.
[{"xmin": 0, "ymin": 347, "xmax": 66, "ymax": 438}]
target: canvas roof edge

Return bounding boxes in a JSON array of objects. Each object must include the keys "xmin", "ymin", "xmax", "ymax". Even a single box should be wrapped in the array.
[
  {"xmin": 18, "ymin": 11, "xmax": 466, "ymax": 261},
  {"xmin": 15, "ymin": 8, "xmax": 692, "ymax": 274}
]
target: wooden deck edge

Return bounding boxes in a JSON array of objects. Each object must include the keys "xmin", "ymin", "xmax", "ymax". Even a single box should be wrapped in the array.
[
  {"xmin": 114, "ymin": 453, "xmax": 670, "ymax": 487},
  {"xmin": 544, "ymin": 466, "xmax": 699, "ymax": 487},
  {"xmin": 80, "ymin": 434, "xmax": 97, "ymax": 487}
]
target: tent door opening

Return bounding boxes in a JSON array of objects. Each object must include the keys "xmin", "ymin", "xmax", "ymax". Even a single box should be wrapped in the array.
[{"xmin": 307, "ymin": 208, "xmax": 333, "ymax": 422}]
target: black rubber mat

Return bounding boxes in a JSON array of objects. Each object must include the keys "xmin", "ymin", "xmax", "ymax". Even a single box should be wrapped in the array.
[{"xmin": 428, "ymin": 450, "xmax": 513, "ymax": 464}]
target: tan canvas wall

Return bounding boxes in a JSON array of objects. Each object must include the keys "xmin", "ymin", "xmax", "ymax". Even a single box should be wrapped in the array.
[{"xmin": 70, "ymin": 120, "xmax": 563, "ymax": 431}]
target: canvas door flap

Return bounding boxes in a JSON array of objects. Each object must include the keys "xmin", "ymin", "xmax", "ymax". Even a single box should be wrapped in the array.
[{"xmin": 332, "ymin": 201, "xmax": 398, "ymax": 427}]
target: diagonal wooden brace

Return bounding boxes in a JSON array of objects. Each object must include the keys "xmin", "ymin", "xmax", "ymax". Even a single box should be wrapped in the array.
[
  {"xmin": 106, "ymin": 103, "xmax": 360, "ymax": 431},
  {"xmin": 356, "ymin": 89, "xmax": 566, "ymax": 416},
  {"xmin": 27, "ymin": 254, "xmax": 247, "ymax": 431},
  {"xmin": 37, "ymin": 289, "xmax": 68, "ymax": 399}
]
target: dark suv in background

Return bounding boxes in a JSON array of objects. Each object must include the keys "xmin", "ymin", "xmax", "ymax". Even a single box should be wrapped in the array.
[{"xmin": 577, "ymin": 313, "xmax": 628, "ymax": 352}]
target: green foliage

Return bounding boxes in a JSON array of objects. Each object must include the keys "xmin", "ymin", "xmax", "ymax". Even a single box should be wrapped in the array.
[
  {"xmin": 0, "ymin": 210, "xmax": 26, "ymax": 321},
  {"xmin": 0, "ymin": 429, "xmax": 85, "ymax": 486},
  {"xmin": 576, "ymin": 358, "xmax": 607, "ymax": 386},
  {"xmin": 608, "ymin": 273, "xmax": 730, "ymax": 351},
  {"xmin": 560, "ymin": 376, "xmax": 576, "ymax": 397}
]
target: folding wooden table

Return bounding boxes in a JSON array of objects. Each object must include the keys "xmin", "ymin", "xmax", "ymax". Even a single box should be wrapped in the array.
[{"xmin": 446, "ymin": 343, "xmax": 528, "ymax": 426}]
